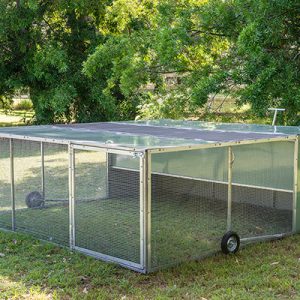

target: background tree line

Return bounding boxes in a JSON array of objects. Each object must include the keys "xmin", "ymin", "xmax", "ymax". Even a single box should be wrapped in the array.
[{"xmin": 0, "ymin": 0, "xmax": 299, "ymax": 124}]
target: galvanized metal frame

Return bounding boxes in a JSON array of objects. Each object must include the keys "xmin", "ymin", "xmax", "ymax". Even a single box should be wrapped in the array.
[
  {"xmin": 111, "ymin": 167, "xmax": 294, "ymax": 197},
  {"xmin": 144, "ymin": 150, "xmax": 152, "ymax": 272},
  {"xmin": 71, "ymin": 143, "xmax": 138, "ymax": 156},
  {"xmin": 240, "ymin": 232, "xmax": 290, "ymax": 243},
  {"xmin": 0, "ymin": 131, "xmax": 296, "ymax": 153},
  {"xmin": 147, "ymin": 135, "xmax": 296, "ymax": 155},
  {"xmin": 0, "ymin": 133, "xmax": 140, "ymax": 152},
  {"xmin": 296, "ymin": 136, "xmax": 300, "ymax": 233},
  {"xmin": 69, "ymin": 143, "xmax": 75, "ymax": 249},
  {"xmin": 293, "ymin": 138, "xmax": 299, "ymax": 232},
  {"xmin": 110, "ymin": 166, "xmax": 293, "ymax": 193},
  {"xmin": 227, "ymin": 146, "xmax": 233, "ymax": 231},
  {"xmin": 139, "ymin": 155, "xmax": 145, "ymax": 269},
  {"xmin": 74, "ymin": 246, "xmax": 144, "ymax": 272},
  {"xmin": 9, "ymin": 138, "xmax": 15, "ymax": 231},
  {"xmin": 41, "ymin": 142, "xmax": 45, "ymax": 200}
]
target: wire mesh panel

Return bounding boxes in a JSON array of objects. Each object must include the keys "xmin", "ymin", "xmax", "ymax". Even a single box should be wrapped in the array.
[
  {"xmin": 74, "ymin": 150, "xmax": 140, "ymax": 264},
  {"xmin": 0, "ymin": 138, "xmax": 11, "ymax": 230},
  {"xmin": 150, "ymin": 148, "xmax": 228, "ymax": 270},
  {"xmin": 13, "ymin": 140, "xmax": 69, "ymax": 245},
  {"xmin": 231, "ymin": 141, "xmax": 294, "ymax": 238}
]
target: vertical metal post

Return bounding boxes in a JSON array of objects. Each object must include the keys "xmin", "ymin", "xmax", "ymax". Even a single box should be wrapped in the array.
[
  {"xmin": 146, "ymin": 151, "xmax": 152, "ymax": 271},
  {"xmin": 140, "ymin": 150, "xmax": 151, "ymax": 272},
  {"xmin": 227, "ymin": 146, "xmax": 233, "ymax": 232},
  {"xmin": 292, "ymin": 139, "xmax": 298, "ymax": 232},
  {"xmin": 140, "ymin": 154, "xmax": 145, "ymax": 269},
  {"xmin": 41, "ymin": 141, "xmax": 45, "ymax": 199},
  {"xmin": 272, "ymin": 110, "xmax": 278, "ymax": 126},
  {"xmin": 10, "ymin": 139, "xmax": 15, "ymax": 231},
  {"xmin": 69, "ymin": 144, "xmax": 75, "ymax": 249}
]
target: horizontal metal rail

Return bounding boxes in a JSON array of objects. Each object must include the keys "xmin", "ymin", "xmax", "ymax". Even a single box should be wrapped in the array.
[
  {"xmin": 74, "ymin": 246, "xmax": 145, "ymax": 273},
  {"xmin": 240, "ymin": 232, "xmax": 291, "ymax": 243},
  {"xmin": 148, "ymin": 136, "xmax": 297, "ymax": 154},
  {"xmin": 0, "ymin": 133, "xmax": 297, "ymax": 154},
  {"xmin": 0, "ymin": 133, "xmax": 140, "ymax": 152},
  {"xmin": 71, "ymin": 144, "xmax": 141, "ymax": 156},
  {"xmin": 110, "ymin": 166, "xmax": 294, "ymax": 194}
]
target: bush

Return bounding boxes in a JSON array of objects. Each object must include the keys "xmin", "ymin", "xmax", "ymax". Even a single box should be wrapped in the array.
[{"xmin": 13, "ymin": 99, "xmax": 33, "ymax": 111}]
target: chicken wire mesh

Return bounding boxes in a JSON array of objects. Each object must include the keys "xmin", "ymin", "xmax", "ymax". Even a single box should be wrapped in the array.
[
  {"xmin": 74, "ymin": 150, "xmax": 140, "ymax": 264},
  {"xmin": 231, "ymin": 187, "xmax": 293, "ymax": 238}
]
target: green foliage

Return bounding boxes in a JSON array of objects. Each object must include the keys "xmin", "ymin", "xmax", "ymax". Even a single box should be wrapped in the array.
[
  {"xmin": 0, "ymin": 0, "xmax": 299, "ymax": 124},
  {"xmin": 196, "ymin": 0, "xmax": 300, "ymax": 124},
  {"xmin": 0, "ymin": 0, "xmax": 137, "ymax": 123},
  {"xmin": 13, "ymin": 99, "xmax": 33, "ymax": 111},
  {"xmin": 137, "ymin": 91, "xmax": 192, "ymax": 119},
  {"xmin": 85, "ymin": 0, "xmax": 299, "ymax": 124}
]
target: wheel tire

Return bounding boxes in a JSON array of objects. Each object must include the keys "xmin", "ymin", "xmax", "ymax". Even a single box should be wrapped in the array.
[
  {"xmin": 25, "ymin": 191, "xmax": 44, "ymax": 208},
  {"xmin": 221, "ymin": 231, "xmax": 240, "ymax": 254}
]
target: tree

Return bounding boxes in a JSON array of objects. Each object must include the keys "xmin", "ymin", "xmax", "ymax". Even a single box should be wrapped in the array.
[
  {"xmin": 84, "ymin": 0, "xmax": 300, "ymax": 124},
  {"xmin": 1, "ymin": 0, "xmax": 299, "ymax": 124},
  {"xmin": 83, "ymin": 0, "xmax": 226, "ymax": 119},
  {"xmin": 192, "ymin": 0, "xmax": 300, "ymax": 124},
  {"xmin": 0, "ymin": 0, "xmax": 137, "ymax": 123}
]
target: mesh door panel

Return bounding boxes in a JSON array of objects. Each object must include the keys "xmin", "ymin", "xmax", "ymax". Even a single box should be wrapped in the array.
[
  {"xmin": 0, "ymin": 138, "xmax": 11, "ymax": 230},
  {"xmin": 74, "ymin": 150, "xmax": 140, "ymax": 264},
  {"xmin": 151, "ymin": 148, "xmax": 228, "ymax": 270},
  {"xmin": 14, "ymin": 140, "xmax": 69, "ymax": 245}
]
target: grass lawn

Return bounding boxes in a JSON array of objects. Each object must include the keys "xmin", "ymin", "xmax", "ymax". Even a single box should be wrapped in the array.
[
  {"xmin": 0, "ymin": 109, "xmax": 34, "ymax": 127},
  {"xmin": 0, "ymin": 231, "xmax": 300, "ymax": 299}
]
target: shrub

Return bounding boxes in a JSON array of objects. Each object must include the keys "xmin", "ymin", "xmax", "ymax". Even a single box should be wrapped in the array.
[{"xmin": 14, "ymin": 99, "xmax": 33, "ymax": 111}]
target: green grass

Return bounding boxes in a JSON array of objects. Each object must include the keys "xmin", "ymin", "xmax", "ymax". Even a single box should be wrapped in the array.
[
  {"xmin": 0, "ymin": 193, "xmax": 292, "ymax": 271},
  {"xmin": 0, "ymin": 109, "xmax": 34, "ymax": 127},
  {"xmin": 0, "ymin": 230, "xmax": 300, "ymax": 299}
]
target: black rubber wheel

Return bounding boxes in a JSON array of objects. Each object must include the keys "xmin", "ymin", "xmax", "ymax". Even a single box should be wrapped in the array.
[
  {"xmin": 221, "ymin": 231, "xmax": 240, "ymax": 254},
  {"xmin": 25, "ymin": 191, "xmax": 44, "ymax": 208}
]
